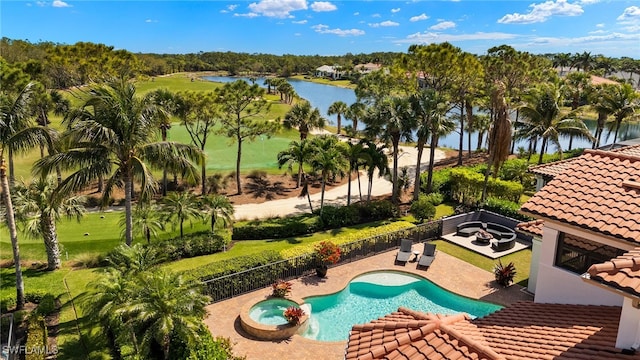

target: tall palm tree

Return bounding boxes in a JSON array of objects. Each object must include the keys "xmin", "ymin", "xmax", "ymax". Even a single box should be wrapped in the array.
[
  {"xmin": 13, "ymin": 176, "xmax": 85, "ymax": 270},
  {"xmin": 363, "ymin": 96, "xmax": 415, "ymax": 204},
  {"xmin": 120, "ymin": 270, "xmax": 209, "ymax": 360},
  {"xmin": 563, "ymin": 72, "xmax": 591, "ymax": 150},
  {"xmin": 345, "ymin": 101, "xmax": 366, "ymax": 137},
  {"xmin": 592, "ymin": 83, "xmax": 640, "ymax": 146},
  {"xmin": 34, "ymin": 80, "xmax": 203, "ymax": 246},
  {"xmin": 310, "ymin": 136, "xmax": 347, "ymax": 215},
  {"xmin": 0, "ymin": 81, "xmax": 53, "ymax": 309},
  {"xmin": 361, "ymin": 140, "xmax": 389, "ymax": 203},
  {"xmin": 277, "ymin": 139, "xmax": 314, "ymax": 188},
  {"xmin": 553, "ymin": 53, "xmax": 572, "ymax": 76},
  {"xmin": 146, "ymin": 89, "xmax": 175, "ymax": 197},
  {"xmin": 161, "ymin": 191, "xmax": 202, "ymax": 239},
  {"xmin": 200, "ymin": 194, "xmax": 234, "ymax": 233},
  {"xmin": 517, "ymin": 82, "xmax": 594, "ymax": 164},
  {"xmin": 341, "ymin": 142, "xmax": 370, "ymax": 205},
  {"xmin": 327, "ymin": 101, "xmax": 348, "ymax": 135},
  {"xmin": 283, "ymin": 100, "xmax": 326, "ymax": 141}
]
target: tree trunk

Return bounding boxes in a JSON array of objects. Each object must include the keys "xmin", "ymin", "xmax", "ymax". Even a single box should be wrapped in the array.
[
  {"xmin": 357, "ymin": 167, "xmax": 363, "ymax": 201},
  {"xmin": 457, "ymin": 103, "xmax": 464, "ymax": 166},
  {"xmin": 97, "ymin": 175, "xmax": 104, "ymax": 193},
  {"xmin": 367, "ymin": 175, "xmax": 373, "ymax": 203},
  {"xmin": 336, "ymin": 114, "xmax": 342, "ymax": 135},
  {"xmin": 477, "ymin": 131, "xmax": 483, "ymax": 151},
  {"xmin": 538, "ymin": 138, "xmax": 547, "ymax": 165},
  {"xmin": 425, "ymin": 132, "xmax": 438, "ymax": 194},
  {"xmin": 346, "ymin": 165, "xmax": 352, "ymax": 206},
  {"xmin": 201, "ymin": 157, "xmax": 207, "ymax": 195},
  {"xmin": 1, "ymin": 159, "xmax": 25, "ymax": 309},
  {"xmin": 391, "ymin": 136, "xmax": 399, "ymax": 204},
  {"xmin": 413, "ymin": 139, "xmax": 426, "ymax": 201},
  {"xmin": 612, "ymin": 119, "xmax": 622, "ymax": 146},
  {"xmin": 41, "ymin": 213, "xmax": 61, "ymax": 270},
  {"xmin": 296, "ymin": 162, "xmax": 303, "ymax": 188},
  {"xmin": 466, "ymin": 101, "xmax": 473, "ymax": 158},
  {"xmin": 180, "ymin": 218, "xmax": 184, "ymax": 239},
  {"xmin": 8, "ymin": 148, "xmax": 14, "ymax": 185},
  {"xmin": 236, "ymin": 135, "xmax": 243, "ymax": 195},
  {"xmin": 319, "ymin": 172, "xmax": 327, "ymax": 216},
  {"xmin": 124, "ymin": 176, "xmax": 133, "ymax": 246}
]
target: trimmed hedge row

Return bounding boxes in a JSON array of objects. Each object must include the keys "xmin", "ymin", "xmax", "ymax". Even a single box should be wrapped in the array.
[
  {"xmin": 181, "ymin": 250, "xmax": 283, "ymax": 281},
  {"xmin": 25, "ymin": 316, "xmax": 48, "ymax": 360},
  {"xmin": 232, "ymin": 200, "xmax": 398, "ymax": 240},
  {"xmin": 449, "ymin": 168, "xmax": 523, "ymax": 205},
  {"xmin": 482, "ymin": 197, "xmax": 534, "ymax": 222},
  {"xmin": 150, "ymin": 231, "xmax": 230, "ymax": 261}
]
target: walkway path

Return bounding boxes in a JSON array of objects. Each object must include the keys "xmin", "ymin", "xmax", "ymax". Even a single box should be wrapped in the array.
[{"xmin": 234, "ymin": 145, "xmax": 446, "ymax": 220}]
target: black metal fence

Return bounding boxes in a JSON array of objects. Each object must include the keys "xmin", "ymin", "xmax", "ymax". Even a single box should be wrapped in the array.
[{"xmin": 202, "ymin": 220, "xmax": 442, "ymax": 302}]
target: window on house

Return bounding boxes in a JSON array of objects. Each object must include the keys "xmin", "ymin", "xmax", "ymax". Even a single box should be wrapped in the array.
[{"xmin": 554, "ymin": 233, "xmax": 626, "ymax": 274}]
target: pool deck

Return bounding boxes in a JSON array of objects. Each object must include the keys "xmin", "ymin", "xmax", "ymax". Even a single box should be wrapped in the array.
[{"xmin": 203, "ymin": 245, "xmax": 533, "ymax": 360}]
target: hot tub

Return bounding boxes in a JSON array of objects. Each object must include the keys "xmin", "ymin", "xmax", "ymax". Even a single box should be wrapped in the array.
[{"xmin": 239, "ymin": 296, "xmax": 309, "ymax": 340}]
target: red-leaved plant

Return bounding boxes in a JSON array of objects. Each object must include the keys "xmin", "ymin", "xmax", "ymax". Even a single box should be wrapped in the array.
[
  {"xmin": 283, "ymin": 306, "xmax": 305, "ymax": 325},
  {"xmin": 271, "ymin": 279, "xmax": 292, "ymax": 298},
  {"xmin": 494, "ymin": 260, "xmax": 517, "ymax": 287},
  {"xmin": 315, "ymin": 241, "xmax": 341, "ymax": 265}
]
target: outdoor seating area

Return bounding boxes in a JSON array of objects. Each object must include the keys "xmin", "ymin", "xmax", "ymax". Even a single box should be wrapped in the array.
[
  {"xmin": 396, "ymin": 239, "xmax": 438, "ymax": 269},
  {"xmin": 455, "ymin": 221, "xmax": 517, "ymax": 252}
]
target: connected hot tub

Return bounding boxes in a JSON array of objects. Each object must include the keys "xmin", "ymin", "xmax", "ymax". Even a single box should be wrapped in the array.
[{"xmin": 239, "ymin": 296, "xmax": 309, "ymax": 340}]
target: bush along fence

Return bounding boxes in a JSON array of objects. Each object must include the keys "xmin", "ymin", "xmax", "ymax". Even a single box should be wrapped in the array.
[{"xmin": 202, "ymin": 220, "xmax": 442, "ymax": 302}]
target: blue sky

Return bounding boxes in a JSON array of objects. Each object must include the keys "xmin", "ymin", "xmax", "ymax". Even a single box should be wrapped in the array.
[{"xmin": 2, "ymin": 0, "xmax": 639, "ymax": 57}]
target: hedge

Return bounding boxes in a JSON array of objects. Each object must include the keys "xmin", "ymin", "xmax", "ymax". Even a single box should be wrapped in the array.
[
  {"xmin": 25, "ymin": 316, "xmax": 48, "ymax": 360},
  {"xmin": 449, "ymin": 168, "xmax": 523, "ymax": 205},
  {"xmin": 180, "ymin": 250, "xmax": 283, "ymax": 281},
  {"xmin": 148, "ymin": 231, "xmax": 230, "ymax": 261},
  {"xmin": 482, "ymin": 197, "xmax": 534, "ymax": 221}
]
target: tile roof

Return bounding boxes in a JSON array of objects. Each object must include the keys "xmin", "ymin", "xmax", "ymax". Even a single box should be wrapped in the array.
[
  {"xmin": 520, "ymin": 149, "xmax": 640, "ymax": 244},
  {"xmin": 586, "ymin": 248, "xmax": 640, "ymax": 298},
  {"xmin": 345, "ymin": 302, "xmax": 638, "ymax": 360},
  {"xmin": 529, "ymin": 157, "xmax": 577, "ymax": 178},
  {"xmin": 515, "ymin": 220, "xmax": 544, "ymax": 237}
]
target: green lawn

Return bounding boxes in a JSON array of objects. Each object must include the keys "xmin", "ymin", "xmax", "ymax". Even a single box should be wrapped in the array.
[{"xmin": 431, "ymin": 239, "xmax": 530, "ymax": 286}]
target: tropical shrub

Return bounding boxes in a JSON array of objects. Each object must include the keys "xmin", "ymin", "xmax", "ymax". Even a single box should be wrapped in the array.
[
  {"xmin": 187, "ymin": 334, "xmax": 246, "ymax": 360},
  {"xmin": 482, "ymin": 197, "xmax": 533, "ymax": 221},
  {"xmin": 358, "ymin": 200, "xmax": 398, "ymax": 220},
  {"xmin": 35, "ymin": 294, "xmax": 56, "ymax": 317},
  {"xmin": 315, "ymin": 241, "xmax": 341, "ymax": 265},
  {"xmin": 0, "ymin": 296, "xmax": 16, "ymax": 312},
  {"xmin": 421, "ymin": 168, "xmax": 453, "ymax": 200},
  {"xmin": 25, "ymin": 290, "xmax": 48, "ymax": 304},
  {"xmin": 143, "ymin": 230, "xmax": 230, "ymax": 261},
  {"xmin": 318, "ymin": 205, "xmax": 360, "ymax": 228},
  {"xmin": 271, "ymin": 280, "xmax": 292, "ymax": 298},
  {"xmin": 449, "ymin": 168, "xmax": 523, "ymax": 205},
  {"xmin": 283, "ymin": 306, "xmax": 305, "ymax": 325},
  {"xmin": 422, "ymin": 192, "xmax": 444, "ymax": 206},
  {"xmin": 410, "ymin": 195, "xmax": 437, "ymax": 223},
  {"xmin": 494, "ymin": 260, "xmax": 517, "ymax": 287},
  {"xmin": 25, "ymin": 316, "xmax": 47, "ymax": 360}
]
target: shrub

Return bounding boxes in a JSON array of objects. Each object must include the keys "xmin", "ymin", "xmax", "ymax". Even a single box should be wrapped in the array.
[
  {"xmin": 149, "ymin": 231, "xmax": 230, "ymax": 261},
  {"xmin": 72, "ymin": 253, "xmax": 105, "ymax": 268},
  {"xmin": 421, "ymin": 168, "xmax": 453, "ymax": 200},
  {"xmin": 422, "ymin": 192, "xmax": 444, "ymax": 206},
  {"xmin": 318, "ymin": 205, "xmax": 360, "ymax": 228},
  {"xmin": 482, "ymin": 197, "xmax": 533, "ymax": 221},
  {"xmin": 315, "ymin": 241, "xmax": 341, "ymax": 265},
  {"xmin": 1, "ymin": 296, "xmax": 16, "ymax": 312},
  {"xmin": 36, "ymin": 294, "xmax": 56, "ymax": 317},
  {"xmin": 494, "ymin": 260, "xmax": 517, "ymax": 287},
  {"xmin": 233, "ymin": 215, "xmax": 321, "ymax": 240},
  {"xmin": 247, "ymin": 169, "xmax": 267, "ymax": 179},
  {"xmin": 25, "ymin": 290, "xmax": 48, "ymax": 304},
  {"xmin": 358, "ymin": 200, "xmax": 398, "ymax": 220},
  {"xmin": 25, "ymin": 316, "xmax": 47, "ymax": 360},
  {"xmin": 181, "ymin": 251, "xmax": 283, "ymax": 281},
  {"xmin": 283, "ymin": 306, "xmax": 305, "ymax": 325},
  {"xmin": 410, "ymin": 195, "xmax": 437, "ymax": 223},
  {"xmin": 271, "ymin": 280, "xmax": 292, "ymax": 298},
  {"xmin": 188, "ymin": 334, "xmax": 246, "ymax": 360}
]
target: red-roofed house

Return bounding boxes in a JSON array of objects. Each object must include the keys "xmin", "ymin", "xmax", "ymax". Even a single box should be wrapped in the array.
[{"xmin": 520, "ymin": 148, "xmax": 640, "ymax": 349}]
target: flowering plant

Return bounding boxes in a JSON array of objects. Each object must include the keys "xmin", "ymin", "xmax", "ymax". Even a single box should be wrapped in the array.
[
  {"xmin": 271, "ymin": 279, "xmax": 292, "ymax": 298},
  {"xmin": 314, "ymin": 241, "xmax": 341, "ymax": 265},
  {"xmin": 283, "ymin": 306, "xmax": 305, "ymax": 325}
]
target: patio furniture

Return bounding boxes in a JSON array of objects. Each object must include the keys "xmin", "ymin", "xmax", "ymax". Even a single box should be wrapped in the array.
[
  {"xmin": 456, "ymin": 221, "xmax": 516, "ymax": 243},
  {"xmin": 396, "ymin": 238, "xmax": 413, "ymax": 263},
  {"xmin": 475, "ymin": 230, "xmax": 493, "ymax": 244},
  {"xmin": 418, "ymin": 243, "xmax": 437, "ymax": 268},
  {"xmin": 492, "ymin": 238, "xmax": 516, "ymax": 252},
  {"xmin": 412, "ymin": 250, "xmax": 420, "ymax": 262}
]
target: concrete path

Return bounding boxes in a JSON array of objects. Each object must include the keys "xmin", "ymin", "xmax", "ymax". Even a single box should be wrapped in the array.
[{"xmin": 233, "ymin": 145, "xmax": 446, "ymax": 220}]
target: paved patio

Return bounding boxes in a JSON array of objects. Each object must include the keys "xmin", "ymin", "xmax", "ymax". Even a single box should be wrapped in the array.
[
  {"xmin": 442, "ymin": 232, "xmax": 531, "ymax": 259},
  {"xmin": 203, "ymin": 244, "xmax": 533, "ymax": 360}
]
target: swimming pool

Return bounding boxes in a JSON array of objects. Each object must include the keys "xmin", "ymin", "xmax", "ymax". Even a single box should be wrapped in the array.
[{"xmin": 301, "ymin": 271, "xmax": 502, "ymax": 341}]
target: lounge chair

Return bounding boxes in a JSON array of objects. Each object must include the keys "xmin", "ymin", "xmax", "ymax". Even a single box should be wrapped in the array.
[
  {"xmin": 418, "ymin": 243, "xmax": 437, "ymax": 268},
  {"xmin": 396, "ymin": 238, "xmax": 413, "ymax": 263}
]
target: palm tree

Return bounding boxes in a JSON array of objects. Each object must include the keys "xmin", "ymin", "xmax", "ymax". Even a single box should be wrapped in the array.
[
  {"xmin": 200, "ymin": 194, "xmax": 234, "ymax": 233},
  {"xmin": 120, "ymin": 270, "xmax": 209, "ymax": 360},
  {"xmin": 33, "ymin": 80, "xmax": 203, "ymax": 246},
  {"xmin": 363, "ymin": 96, "xmax": 414, "ymax": 204},
  {"xmin": 341, "ymin": 142, "xmax": 370, "ymax": 205},
  {"xmin": 592, "ymin": 83, "xmax": 640, "ymax": 146},
  {"xmin": 146, "ymin": 89, "xmax": 175, "ymax": 197},
  {"xmin": 0, "ymin": 81, "xmax": 53, "ymax": 309},
  {"xmin": 361, "ymin": 140, "xmax": 389, "ymax": 203},
  {"xmin": 13, "ymin": 176, "xmax": 85, "ymax": 270},
  {"xmin": 277, "ymin": 139, "xmax": 314, "ymax": 188},
  {"xmin": 327, "ymin": 101, "xmax": 348, "ymax": 135},
  {"xmin": 517, "ymin": 82, "xmax": 594, "ymax": 164},
  {"xmin": 553, "ymin": 53, "xmax": 572, "ymax": 75},
  {"xmin": 563, "ymin": 72, "xmax": 591, "ymax": 150},
  {"xmin": 124, "ymin": 203, "xmax": 164, "ymax": 244},
  {"xmin": 345, "ymin": 101, "xmax": 366, "ymax": 137},
  {"xmin": 310, "ymin": 136, "xmax": 347, "ymax": 215},
  {"xmin": 572, "ymin": 51, "xmax": 594, "ymax": 73},
  {"xmin": 283, "ymin": 100, "xmax": 326, "ymax": 141},
  {"xmin": 161, "ymin": 191, "xmax": 202, "ymax": 239}
]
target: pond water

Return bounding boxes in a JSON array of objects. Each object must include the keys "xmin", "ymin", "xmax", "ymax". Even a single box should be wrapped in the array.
[{"xmin": 202, "ymin": 76, "xmax": 639, "ymax": 152}]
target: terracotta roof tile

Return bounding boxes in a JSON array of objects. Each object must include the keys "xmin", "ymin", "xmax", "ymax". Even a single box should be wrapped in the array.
[
  {"xmin": 515, "ymin": 220, "xmax": 544, "ymax": 237},
  {"xmin": 520, "ymin": 149, "xmax": 640, "ymax": 244},
  {"xmin": 586, "ymin": 248, "xmax": 640, "ymax": 298},
  {"xmin": 345, "ymin": 302, "xmax": 639, "ymax": 360}
]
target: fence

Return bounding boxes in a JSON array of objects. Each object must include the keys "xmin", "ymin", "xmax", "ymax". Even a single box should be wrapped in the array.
[
  {"xmin": 202, "ymin": 220, "xmax": 442, "ymax": 302},
  {"xmin": 1, "ymin": 313, "xmax": 15, "ymax": 360}
]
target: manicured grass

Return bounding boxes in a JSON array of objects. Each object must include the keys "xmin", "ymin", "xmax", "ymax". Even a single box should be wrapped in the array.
[
  {"xmin": 431, "ymin": 239, "xmax": 530, "ymax": 286},
  {"xmin": 289, "ymin": 74, "xmax": 356, "ymax": 89}
]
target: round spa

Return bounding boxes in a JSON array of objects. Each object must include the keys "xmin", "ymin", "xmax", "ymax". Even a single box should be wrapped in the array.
[{"xmin": 239, "ymin": 296, "xmax": 309, "ymax": 340}]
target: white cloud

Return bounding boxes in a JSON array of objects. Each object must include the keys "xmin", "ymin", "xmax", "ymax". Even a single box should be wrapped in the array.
[
  {"xmin": 624, "ymin": 24, "xmax": 640, "ymax": 32},
  {"xmin": 312, "ymin": 24, "xmax": 365, "ymax": 36},
  {"xmin": 369, "ymin": 20, "xmax": 399, "ymax": 28},
  {"xmin": 399, "ymin": 31, "xmax": 518, "ymax": 44},
  {"xmin": 596, "ymin": 23, "xmax": 604, "ymax": 28},
  {"xmin": 578, "ymin": 0, "xmax": 599, "ymax": 4},
  {"xmin": 498, "ymin": 0, "xmax": 583, "ymax": 24},
  {"xmin": 430, "ymin": 21, "xmax": 455, "ymax": 30},
  {"xmin": 52, "ymin": 0, "xmax": 71, "ymax": 7},
  {"xmin": 292, "ymin": 19, "xmax": 308, "ymax": 24},
  {"xmin": 311, "ymin": 1, "xmax": 337, "ymax": 12},
  {"xmin": 353, "ymin": 12, "xmax": 359, "ymax": 16},
  {"xmin": 228, "ymin": 4, "xmax": 238, "ymax": 11},
  {"xmin": 529, "ymin": 32, "xmax": 640, "ymax": 47},
  {"xmin": 36, "ymin": 1, "xmax": 46, "ymax": 6},
  {"xmin": 144, "ymin": 19, "xmax": 159, "ymax": 23},
  {"xmin": 588, "ymin": 29, "xmax": 606, "ymax": 34},
  {"xmin": 372, "ymin": 13, "xmax": 381, "ymax": 18},
  {"xmin": 248, "ymin": 0, "xmax": 307, "ymax": 18},
  {"xmin": 410, "ymin": 13, "xmax": 429, "ymax": 22},
  {"xmin": 391, "ymin": 8, "xmax": 400, "ymax": 13},
  {"xmin": 617, "ymin": 6, "xmax": 640, "ymax": 21},
  {"xmin": 234, "ymin": 12, "xmax": 260, "ymax": 18}
]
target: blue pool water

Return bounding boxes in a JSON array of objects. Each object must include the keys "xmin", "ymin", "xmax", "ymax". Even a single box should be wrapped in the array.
[
  {"xmin": 249, "ymin": 298, "xmax": 298, "ymax": 326},
  {"xmin": 302, "ymin": 271, "xmax": 502, "ymax": 341}
]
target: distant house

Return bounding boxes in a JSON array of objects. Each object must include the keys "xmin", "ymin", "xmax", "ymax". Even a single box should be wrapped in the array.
[
  {"xmin": 354, "ymin": 62, "xmax": 381, "ymax": 74},
  {"xmin": 345, "ymin": 146, "xmax": 640, "ymax": 358},
  {"xmin": 315, "ymin": 65, "xmax": 343, "ymax": 80}
]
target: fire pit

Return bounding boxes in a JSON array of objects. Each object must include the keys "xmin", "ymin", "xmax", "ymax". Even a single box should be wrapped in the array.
[{"xmin": 475, "ymin": 230, "xmax": 493, "ymax": 244}]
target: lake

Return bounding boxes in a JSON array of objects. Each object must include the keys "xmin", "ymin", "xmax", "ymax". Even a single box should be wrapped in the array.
[{"xmin": 202, "ymin": 76, "xmax": 638, "ymax": 152}]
